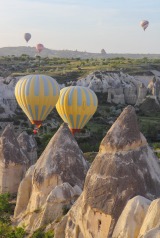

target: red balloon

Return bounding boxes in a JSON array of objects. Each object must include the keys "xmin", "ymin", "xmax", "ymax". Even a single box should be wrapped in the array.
[
  {"xmin": 36, "ymin": 44, "xmax": 44, "ymax": 53},
  {"xmin": 33, "ymin": 129, "xmax": 38, "ymax": 134}
]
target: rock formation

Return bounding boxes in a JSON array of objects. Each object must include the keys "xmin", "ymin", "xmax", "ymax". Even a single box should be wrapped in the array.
[
  {"xmin": 112, "ymin": 196, "xmax": 151, "ymax": 238},
  {"xmin": 17, "ymin": 131, "xmax": 37, "ymax": 166},
  {"xmin": 101, "ymin": 49, "xmax": 107, "ymax": 55},
  {"xmin": 55, "ymin": 105, "xmax": 160, "ymax": 238},
  {"xmin": 135, "ymin": 83, "xmax": 148, "ymax": 106},
  {"xmin": 0, "ymin": 124, "xmax": 28, "ymax": 194},
  {"xmin": 142, "ymin": 227, "xmax": 160, "ymax": 238},
  {"xmin": 138, "ymin": 198, "xmax": 160, "ymax": 237},
  {"xmin": 76, "ymin": 71, "xmax": 148, "ymax": 105},
  {"xmin": 111, "ymin": 195, "xmax": 160, "ymax": 238},
  {"xmin": 0, "ymin": 71, "xmax": 155, "ymax": 124},
  {"xmin": 13, "ymin": 123, "xmax": 88, "ymax": 233},
  {"xmin": 147, "ymin": 76, "xmax": 160, "ymax": 101},
  {"xmin": 139, "ymin": 97, "xmax": 160, "ymax": 115},
  {"xmin": 0, "ymin": 77, "xmax": 18, "ymax": 117}
]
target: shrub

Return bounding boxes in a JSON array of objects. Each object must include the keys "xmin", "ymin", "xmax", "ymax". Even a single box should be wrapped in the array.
[
  {"xmin": 0, "ymin": 193, "xmax": 11, "ymax": 214},
  {"xmin": 14, "ymin": 227, "xmax": 26, "ymax": 238},
  {"xmin": 13, "ymin": 121, "xmax": 20, "ymax": 126},
  {"xmin": 31, "ymin": 228, "xmax": 54, "ymax": 238},
  {"xmin": 62, "ymin": 205, "xmax": 70, "ymax": 215},
  {"xmin": 0, "ymin": 193, "xmax": 12, "ymax": 223},
  {"xmin": 0, "ymin": 222, "xmax": 26, "ymax": 238}
]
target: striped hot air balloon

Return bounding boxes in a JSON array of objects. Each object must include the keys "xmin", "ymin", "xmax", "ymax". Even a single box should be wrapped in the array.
[
  {"xmin": 15, "ymin": 75, "xmax": 60, "ymax": 130},
  {"xmin": 140, "ymin": 20, "xmax": 149, "ymax": 31},
  {"xmin": 56, "ymin": 86, "xmax": 98, "ymax": 134}
]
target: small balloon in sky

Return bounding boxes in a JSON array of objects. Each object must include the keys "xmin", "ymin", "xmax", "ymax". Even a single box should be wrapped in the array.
[
  {"xmin": 140, "ymin": 20, "xmax": 149, "ymax": 31},
  {"xmin": 36, "ymin": 44, "xmax": 44, "ymax": 53},
  {"xmin": 24, "ymin": 33, "xmax": 31, "ymax": 42}
]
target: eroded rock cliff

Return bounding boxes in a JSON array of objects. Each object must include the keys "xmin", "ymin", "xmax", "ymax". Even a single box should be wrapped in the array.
[
  {"xmin": 13, "ymin": 123, "xmax": 88, "ymax": 232},
  {"xmin": 0, "ymin": 124, "xmax": 28, "ymax": 194},
  {"xmin": 55, "ymin": 106, "xmax": 160, "ymax": 238},
  {"xmin": 17, "ymin": 131, "xmax": 37, "ymax": 166}
]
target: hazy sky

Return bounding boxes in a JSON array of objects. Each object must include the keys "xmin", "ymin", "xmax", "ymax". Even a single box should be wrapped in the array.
[{"xmin": 0, "ymin": 0, "xmax": 160, "ymax": 53}]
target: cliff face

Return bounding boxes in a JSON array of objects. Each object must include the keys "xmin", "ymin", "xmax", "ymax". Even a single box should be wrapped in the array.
[
  {"xmin": 138, "ymin": 198, "xmax": 160, "ymax": 237},
  {"xmin": 0, "ymin": 77, "xmax": 18, "ymax": 118},
  {"xmin": 77, "ymin": 71, "xmax": 148, "ymax": 105},
  {"xmin": 112, "ymin": 195, "xmax": 160, "ymax": 238},
  {"xmin": 0, "ymin": 124, "xmax": 28, "ymax": 194},
  {"xmin": 55, "ymin": 106, "xmax": 160, "ymax": 238},
  {"xmin": 17, "ymin": 131, "xmax": 37, "ymax": 166},
  {"xmin": 14, "ymin": 123, "xmax": 88, "ymax": 232},
  {"xmin": 112, "ymin": 196, "xmax": 151, "ymax": 238}
]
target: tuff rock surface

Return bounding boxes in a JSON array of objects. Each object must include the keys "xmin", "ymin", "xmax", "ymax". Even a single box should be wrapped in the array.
[
  {"xmin": 112, "ymin": 196, "xmax": 160, "ymax": 238},
  {"xmin": 112, "ymin": 196, "xmax": 151, "ymax": 238},
  {"xmin": 142, "ymin": 227, "xmax": 160, "ymax": 238},
  {"xmin": 0, "ymin": 72, "xmax": 155, "ymax": 121},
  {"xmin": 17, "ymin": 131, "xmax": 37, "ymax": 166},
  {"xmin": 138, "ymin": 198, "xmax": 160, "ymax": 237},
  {"xmin": 76, "ymin": 71, "xmax": 148, "ymax": 105},
  {"xmin": 0, "ymin": 124, "xmax": 28, "ymax": 194},
  {"xmin": 55, "ymin": 105, "xmax": 160, "ymax": 238},
  {"xmin": 13, "ymin": 123, "xmax": 88, "ymax": 232},
  {"xmin": 0, "ymin": 77, "xmax": 19, "ymax": 118}
]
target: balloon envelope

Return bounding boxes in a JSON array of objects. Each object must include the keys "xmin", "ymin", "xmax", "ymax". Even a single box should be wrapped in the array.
[
  {"xmin": 36, "ymin": 44, "xmax": 44, "ymax": 53},
  {"xmin": 56, "ymin": 86, "xmax": 98, "ymax": 134},
  {"xmin": 15, "ymin": 75, "xmax": 60, "ymax": 128},
  {"xmin": 24, "ymin": 33, "xmax": 31, "ymax": 42},
  {"xmin": 140, "ymin": 20, "xmax": 149, "ymax": 31}
]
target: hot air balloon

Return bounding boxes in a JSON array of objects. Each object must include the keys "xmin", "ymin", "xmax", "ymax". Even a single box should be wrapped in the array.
[
  {"xmin": 140, "ymin": 20, "xmax": 149, "ymax": 31},
  {"xmin": 36, "ymin": 44, "xmax": 44, "ymax": 53},
  {"xmin": 24, "ymin": 33, "xmax": 31, "ymax": 42},
  {"xmin": 56, "ymin": 86, "xmax": 98, "ymax": 134},
  {"xmin": 15, "ymin": 75, "xmax": 60, "ymax": 130}
]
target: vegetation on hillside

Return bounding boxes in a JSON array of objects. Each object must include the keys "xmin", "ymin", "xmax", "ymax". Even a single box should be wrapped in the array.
[
  {"xmin": 1, "ymin": 54, "xmax": 160, "ymax": 155},
  {"xmin": 0, "ymin": 193, "xmax": 54, "ymax": 237},
  {"xmin": 1, "ymin": 55, "xmax": 160, "ymax": 79},
  {"xmin": 0, "ymin": 55, "xmax": 160, "ymax": 236}
]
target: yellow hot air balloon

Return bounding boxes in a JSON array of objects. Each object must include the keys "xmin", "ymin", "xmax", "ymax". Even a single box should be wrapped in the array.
[
  {"xmin": 56, "ymin": 86, "xmax": 98, "ymax": 134},
  {"xmin": 15, "ymin": 75, "xmax": 60, "ymax": 130}
]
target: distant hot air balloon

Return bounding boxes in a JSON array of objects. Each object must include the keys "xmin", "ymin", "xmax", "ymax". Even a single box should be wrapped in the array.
[
  {"xmin": 140, "ymin": 20, "xmax": 149, "ymax": 31},
  {"xmin": 56, "ymin": 86, "xmax": 98, "ymax": 134},
  {"xmin": 24, "ymin": 33, "xmax": 31, "ymax": 42},
  {"xmin": 15, "ymin": 75, "xmax": 60, "ymax": 130},
  {"xmin": 36, "ymin": 44, "xmax": 44, "ymax": 53}
]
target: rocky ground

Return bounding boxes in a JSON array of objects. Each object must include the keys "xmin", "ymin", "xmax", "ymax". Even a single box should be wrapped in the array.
[
  {"xmin": 0, "ymin": 105, "xmax": 159, "ymax": 237},
  {"xmin": 54, "ymin": 106, "xmax": 160, "ymax": 238}
]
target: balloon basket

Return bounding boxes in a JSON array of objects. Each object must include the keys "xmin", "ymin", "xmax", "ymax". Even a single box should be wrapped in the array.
[{"xmin": 70, "ymin": 129, "xmax": 81, "ymax": 135}]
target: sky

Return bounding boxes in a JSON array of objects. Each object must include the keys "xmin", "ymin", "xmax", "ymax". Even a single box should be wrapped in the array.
[{"xmin": 0, "ymin": 0, "xmax": 160, "ymax": 54}]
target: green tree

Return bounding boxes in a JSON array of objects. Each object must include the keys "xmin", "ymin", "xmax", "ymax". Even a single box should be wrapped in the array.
[
  {"xmin": 31, "ymin": 228, "xmax": 54, "ymax": 238},
  {"xmin": 0, "ymin": 222, "xmax": 26, "ymax": 238},
  {"xmin": 0, "ymin": 193, "xmax": 11, "ymax": 213}
]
